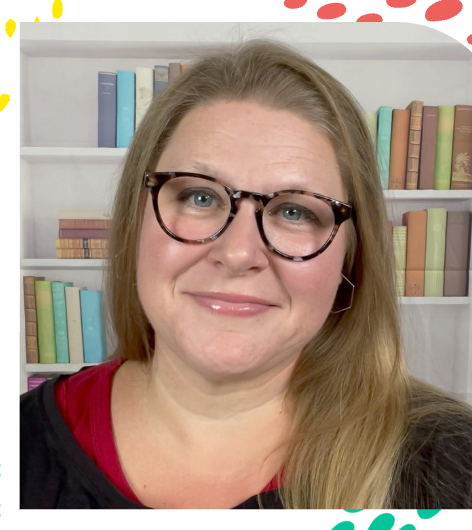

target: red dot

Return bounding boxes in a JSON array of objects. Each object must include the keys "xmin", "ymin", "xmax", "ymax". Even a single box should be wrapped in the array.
[
  {"xmin": 317, "ymin": 2, "xmax": 347, "ymax": 19},
  {"xmin": 357, "ymin": 13, "xmax": 383, "ymax": 22},
  {"xmin": 425, "ymin": 0, "xmax": 462, "ymax": 21},
  {"xmin": 387, "ymin": 0, "xmax": 416, "ymax": 7},
  {"xmin": 468, "ymin": 34, "xmax": 472, "ymax": 45},
  {"xmin": 284, "ymin": 0, "xmax": 308, "ymax": 8}
]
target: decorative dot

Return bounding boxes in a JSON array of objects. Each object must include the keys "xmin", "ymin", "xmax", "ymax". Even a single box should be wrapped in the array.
[
  {"xmin": 332, "ymin": 522, "xmax": 355, "ymax": 530},
  {"xmin": 52, "ymin": 0, "xmax": 63, "ymax": 19},
  {"xmin": 357, "ymin": 13, "xmax": 383, "ymax": 22},
  {"xmin": 318, "ymin": 3, "xmax": 347, "ymax": 19},
  {"xmin": 468, "ymin": 34, "xmax": 472, "ymax": 45},
  {"xmin": 399, "ymin": 526, "xmax": 416, "ymax": 530},
  {"xmin": 284, "ymin": 0, "xmax": 308, "ymax": 8},
  {"xmin": 0, "ymin": 94, "xmax": 10, "ymax": 112},
  {"xmin": 387, "ymin": 0, "xmax": 416, "ymax": 7},
  {"xmin": 345, "ymin": 510, "xmax": 364, "ymax": 513},
  {"xmin": 368, "ymin": 513, "xmax": 395, "ymax": 530},
  {"xmin": 417, "ymin": 509, "xmax": 441, "ymax": 520},
  {"xmin": 34, "ymin": 17, "xmax": 40, "ymax": 22},
  {"xmin": 5, "ymin": 19, "xmax": 16, "ymax": 38},
  {"xmin": 425, "ymin": 0, "xmax": 462, "ymax": 21}
]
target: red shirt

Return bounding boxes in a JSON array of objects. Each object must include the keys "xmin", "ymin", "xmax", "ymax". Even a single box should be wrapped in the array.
[{"xmin": 54, "ymin": 359, "xmax": 279, "ymax": 505}]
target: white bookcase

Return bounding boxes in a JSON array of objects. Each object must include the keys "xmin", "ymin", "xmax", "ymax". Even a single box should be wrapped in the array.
[{"xmin": 20, "ymin": 22, "xmax": 472, "ymax": 399}]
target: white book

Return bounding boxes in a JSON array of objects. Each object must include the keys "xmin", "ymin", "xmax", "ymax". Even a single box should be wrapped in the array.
[
  {"xmin": 135, "ymin": 66, "xmax": 154, "ymax": 130},
  {"xmin": 65, "ymin": 286, "xmax": 87, "ymax": 363},
  {"xmin": 57, "ymin": 210, "xmax": 111, "ymax": 220}
]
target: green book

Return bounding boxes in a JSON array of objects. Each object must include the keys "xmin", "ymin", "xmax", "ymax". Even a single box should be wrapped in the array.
[
  {"xmin": 52, "ymin": 281, "xmax": 73, "ymax": 363},
  {"xmin": 364, "ymin": 110, "xmax": 377, "ymax": 151},
  {"xmin": 433, "ymin": 105, "xmax": 455, "ymax": 190},
  {"xmin": 393, "ymin": 226, "xmax": 407, "ymax": 297},
  {"xmin": 35, "ymin": 280, "xmax": 57, "ymax": 363},
  {"xmin": 424, "ymin": 208, "xmax": 447, "ymax": 296},
  {"xmin": 376, "ymin": 106, "xmax": 393, "ymax": 190}
]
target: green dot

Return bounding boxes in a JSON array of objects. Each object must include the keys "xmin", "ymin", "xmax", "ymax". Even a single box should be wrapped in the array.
[
  {"xmin": 399, "ymin": 525, "xmax": 416, "ymax": 530},
  {"xmin": 345, "ymin": 510, "xmax": 364, "ymax": 513},
  {"xmin": 368, "ymin": 513, "xmax": 395, "ymax": 530},
  {"xmin": 332, "ymin": 522, "xmax": 355, "ymax": 530},
  {"xmin": 417, "ymin": 510, "xmax": 441, "ymax": 520}
]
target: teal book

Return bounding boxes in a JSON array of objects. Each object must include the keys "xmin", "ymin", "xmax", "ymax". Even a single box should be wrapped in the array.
[
  {"xmin": 116, "ymin": 70, "xmax": 135, "ymax": 148},
  {"xmin": 80, "ymin": 290, "xmax": 107, "ymax": 363},
  {"xmin": 52, "ymin": 281, "xmax": 73, "ymax": 363},
  {"xmin": 376, "ymin": 106, "xmax": 393, "ymax": 190}
]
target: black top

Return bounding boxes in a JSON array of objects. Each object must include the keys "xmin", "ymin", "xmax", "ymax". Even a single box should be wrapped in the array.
[{"xmin": 20, "ymin": 375, "xmax": 472, "ymax": 509}]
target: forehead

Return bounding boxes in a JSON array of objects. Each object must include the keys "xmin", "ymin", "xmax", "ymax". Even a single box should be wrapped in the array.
[{"xmin": 156, "ymin": 101, "xmax": 345, "ymax": 200}]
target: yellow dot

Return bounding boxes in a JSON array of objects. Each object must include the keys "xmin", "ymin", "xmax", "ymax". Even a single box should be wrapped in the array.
[
  {"xmin": 34, "ymin": 17, "xmax": 40, "ymax": 22},
  {"xmin": 5, "ymin": 19, "xmax": 16, "ymax": 38},
  {"xmin": 52, "ymin": 0, "xmax": 63, "ymax": 19},
  {"xmin": 0, "ymin": 94, "xmax": 11, "ymax": 112}
]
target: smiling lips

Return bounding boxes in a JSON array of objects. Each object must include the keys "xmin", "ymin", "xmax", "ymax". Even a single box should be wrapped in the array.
[{"xmin": 187, "ymin": 291, "xmax": 277, "ymax": 317}]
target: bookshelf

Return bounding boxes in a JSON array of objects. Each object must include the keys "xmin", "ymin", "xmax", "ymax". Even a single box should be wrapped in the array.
[{"xmin": 20, "ymin": 22, "xmax": 472, "ymax": 401}]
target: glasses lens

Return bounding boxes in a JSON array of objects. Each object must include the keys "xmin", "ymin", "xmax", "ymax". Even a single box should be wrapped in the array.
[
  {"xmin": 158, "ymin": 177, "xmax": 231, "ymax": 240},
  {"xmin": 262, "ymin": 193, "xmax": 335, "ymax": 257}
]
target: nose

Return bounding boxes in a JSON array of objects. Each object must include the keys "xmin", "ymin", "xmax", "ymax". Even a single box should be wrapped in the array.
[{"xmin": 206, "ymin": 197, "xmax": 270, "ymax": 275}]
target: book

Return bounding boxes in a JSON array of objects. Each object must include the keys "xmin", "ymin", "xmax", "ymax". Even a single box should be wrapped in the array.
[
  {"xmin": 52, "ymin": 281, "xmax": 73, "ymax": 363},
  {"xmin": 450, "ymin": 105, "xmax": 472, "ymax": 190},
  {"xmin": 23, "ymin": 275, "xmax": 45, "ymax": 363},
  {"xmin": 376, "ymin": 106, "xmax": 393, "ymax": 189},
  {"xmin": 80, "ymin": 290, "xmax": 107, "ymax": 363},
  {"xmin": 57, "ymin": 210, "xmax": 111, "ymax": 220},
  {"xmin": 65, "ymin": 286, "xmax": 87, "ymax": 363},
  {"xmin": 98, "ymin": 71, "xmax": 117, "ymax": 148},
  {"xmin": 55, "ymin": 238, "xmax": 109, "ymax": 249},
  {"xmin": 153, "ymin": 65, "xmax": 169, "ymax": 97},
  {"xmin": 405, "ymin": 101, "xmax": 423, "ymax": 190},
  {"xmin": 58, "ymin": 228, "xmax": 109, "ymax": 239},
  {"xmin": 402, "ymin": 210, "xmax": 427, "ymax": 296},
  {"xmin": 56, "ymin": 248, "xmax": 109, "ymax": 259},
  {"xmin": 168, "ymin": 62, "xmax": 182, "ymax": 83},
  {"xmin": 444, "ymin": 211, "xmax": 471, "ymax": 296},
  {"xmin": 27, "ymin": 375, "xmax": 48, "ymax": 391},
  {"xmin": 135, "ymin": 66, "xmax": 153, "ymax": 130},
  {"xmin": 116, "ymin": 70, "xmax": 136, "ymax": 148},
  {"xmin": 58, "ymin": 219, "xmax": 112, "ymax": 230},
  {"xmin": 35, "ymin": 280, "xmax": 57, "ymax": 363},
  {"xmin": 418, "ymin": 106, "xmax": 438, "ymax": 189},
  {"xmin": 364, "ymin": 111, "xmax": 377, "ymax": 150},
  {"xmin": 433, "ymin": 105, "xmax": 455, "ymax": 190},
  {"xmin": 388, "ymin": 109, "xmax": 410, "ymax": 190},
  {"xmin": 424, "ymin": 208, "xmax": 448, "ymax": 296},
  {"xmin": 393, "ymin": 226, "xmax": 407, "ymax": 296}
]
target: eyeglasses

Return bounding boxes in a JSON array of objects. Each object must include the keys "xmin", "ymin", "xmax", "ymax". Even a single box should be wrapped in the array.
[{"xmin": 143, "ymin": 172, "xmax": 353, "ymax": 262}]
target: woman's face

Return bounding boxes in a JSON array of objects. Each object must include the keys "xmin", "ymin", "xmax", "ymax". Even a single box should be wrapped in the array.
[{"xmin": 137, "ymin": 100, "xmax": 348, "ymax": 382}]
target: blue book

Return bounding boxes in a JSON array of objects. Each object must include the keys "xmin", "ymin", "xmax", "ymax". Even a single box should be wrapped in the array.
[
  {"xmin": 116, "ymin": 70, "xmax": 135, "ymax": 148},
  {"xmin": 98, "ymin": 72, "xmax": 117, "ymax": 147},
  {"xmin": 80, "ymin": 290, "xmax": 107, "ymax": 363},
  {"xmin": 153, "ymin": 65, "xmax": 169, "ymax": 97},
  {"xmin": 52, "ymin": 281, "xmax": 73, "ymax": 363},
  {"xmin": 376, "ymin": 106, "xmax": 393, "ymax": 190}
]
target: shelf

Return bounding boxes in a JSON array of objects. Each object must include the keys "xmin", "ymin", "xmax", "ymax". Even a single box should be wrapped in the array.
[
  {"xmin": 400, "ymin": 297, "xmax": 471, "ymax": 305},
  {"xmin": 24, "ymin": 363, "xmax": 98, "ymax": 373},
  {"xmin": 20, "ymin": 147, "xmax": 127, "ymax": 164},
  {"xmin": 21, "ymin": 259, "xmax": 106, "ymax": 270}
]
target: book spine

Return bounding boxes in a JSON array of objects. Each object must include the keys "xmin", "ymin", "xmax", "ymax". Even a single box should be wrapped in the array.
[
  {"xmin": 388, "ymin": 109, "xmax": 410, "ymax": 190},
  {"xmin": 56, "ymin": 248, "xmax": 109, "ymax": 259},
  {"xmin": 57, "ymin": 210, "xmax": 110, "ymax": 220},
  {"xmin": 402, "ymin": 210, "xmax": 427, "ymax": 296},
  {"xmin": 405, "ymin": 101, "xmax": 423, "ymax": 190},
  {"xmin": 98, "ymin": 72, "xmax": 117, "ymax": 148},
  {"xmin": 52, "ymin": 281, "xmax": 73, "ymax": 363},
  {"xmin": 35, "ymin": 280, "xmax": 57, "ymax": 363},
  {"xmin": 23, "ymin": 275, "xmax": 44, "ymax": 363},
  {"xmin": 58, "ymin": 228, "xmax": 109, "ymax": 239},
  {"xmin": 450, "ymin": 105, "xmax": 472, "ymax": 190},
  {"xmin": 153, "ymin": 65, "xmax": 169, "ymax": 97},
  {"xmin": 55, "ymin": 238, "xmax": 109, "ymax": 249},
  {"xmin": 168, "ymin": 62, "xmax": 182, "ymax": 83},
  {"xmin": 135, "ymin": 66, "xmax": 154, "ymax": 130},
  {"xmin": 376, "ymin": 106, "xmax": 393, "ymax": 190},
  {"xmin": 418, "ymin": 106, "xmax": 438, "ymax": 189},
  {"xmin": 116, "ymin": 70, "xmax": 136, "ymax": 148},
  {"xmin": 393, "ymin": 226, "xmax": 407, "ymax": 296},
  {"xmin": 65, "ymin": 287, "xmax": 86, "ymax": 363},
  {"xmin": 424, "ymin": 208, "xmax": 448, "ymax": 296},
  {"xmin": 444, "ymin": 211, "xmax": 471, "ymax": 296},
  {"xmin": 58, "ymin": 219, "xmax": 112, "ymax": 230},
  {"xmin": 433, "ymin": 106, "xmax": 455, "ymax": 190},
  {"xmin": 80, "ymin": 290, "xmax": 107, "ymax": 363},
  {"xmin": 27, "ymin": 376, "xmax": 48, "ymax": 391},
  {"xmin": 363, "ymin": 111, "xmax": 377, "ymax": 151}
]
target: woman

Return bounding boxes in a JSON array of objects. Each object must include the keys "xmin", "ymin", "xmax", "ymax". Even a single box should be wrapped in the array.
[{"xmin": 21, "ymin": 39, "xmax": 472, "ymax": 509}]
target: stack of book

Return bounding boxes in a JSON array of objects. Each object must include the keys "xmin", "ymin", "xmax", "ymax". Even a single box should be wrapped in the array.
[
  {"xmin": 27, "ymin": 375, "xmax": 53, "ymax": 391},
  {"xmin": 98, "ymin": 62, "xmax": 189, "ymax": 148},
  {"xmin": 388, "ymin": 209, "xmax": 471, "ymax": 297},
  {"xmin": 364, "ymin": 103, "xmax": 472, "ymax": 190},
  {"xmin": 23, "ymin": 276, "xmax": 108, "ymax": 364},
  {"xmin": 55, "ymin": 210, "xmax": 111, "ymax": 259}
]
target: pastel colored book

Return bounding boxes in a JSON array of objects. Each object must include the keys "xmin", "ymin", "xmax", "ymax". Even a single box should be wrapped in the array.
[
  {"xmin": 57, "ymin": 210, "xmax": 111, "ymax": 220},
  {"xmin": 376, "ymin": 106, "xmax": 393, "ymax": 190},
  {"xmin": 55, "ymin": 238, "xmax": 109, "ymax": 250},
  {"xmin": 52, "ymin": 281, "xmax": 73, "ymax": 363},
  {"xmin": 58, "ymin": 228, "xmax": 109, "ymax": 239},
  {"xmin": 35, "ymin": 280, "xmax": 57, "ymax": 363},
  {"xmin": 58, "ymin": 219, "xmax": 112, "ymax": 230},
  {"xmin": 433, "ymin": 106, "xmax": 455, "ymax": 190},
  {"xmin": 450, "ymin": 105, "xmax": 472, "ymax": 190},
  {"xmin": 65, "ymin": 286, "xmax": 87, "ymax": 364},
  {"xmin": 135, "ymin": 66, "xmax": 153, "ymax": 130},
  {"xmin": 56, "ymin": 248, "xmax": 109, "ymax": 259},
  {"xmin": 27, "ymin": 376, "xmax": 48, "ymax": 392},
  {"xmin": 363, "ymin": 111, "xmax": 377, "ymax": 150},
  {"xmin": 418, "ymin": 106, "xmax": 438, "ymax": 189},
  {"xmin": 153, "ymin": 65, "xmax": 169, "ymax": 97},
  {"xmin": 97, "ymin": 71, "xmax": 117, "ymax": 148},
  {"xmin": 405, "ymin": 101, "xmax": 423, "ymax": 190},
  {"xmin": 116, "ymin": 70, "xmax": 136, "ymax": 148},
  {"xmin": 402, "ymin": 210, "xmax": 427, "ymax": 297},
  {"xmin": 80, "ymin": 290, "xmax": 107, "ymax": 363},
  {"xmin": 393, "ymin": 226, "xmax": 407, "ymax": 297},
  {"xmin": 424, "ymin": 208, "xmax": 448, "ymax": 296},
  {"xmin": 388, "ymin": 109, "xmax": 410, "ymax": 190},
  {"xmin": 444, "ymin": 211, "xmax": 471, "ymax": 296},
  {"xmin": 23, "ymin": 275, "xmax": 44, "ymax": 363}
]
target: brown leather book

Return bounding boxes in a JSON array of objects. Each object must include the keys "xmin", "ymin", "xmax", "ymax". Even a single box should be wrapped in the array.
[
  {"xmin": 450, "ymin": 105, "xmax": 472, "ymax": 190},
  {"xmin": 56, "ymin": 248, "xmax": 109, "ymax": 259},
  {"xmin": 58, "ymin": 228, "xmax": 109, "ymax": 239},
  {"xmin": 58, "ymin": 219, "xmax": 112, "ymax": 230},
  {"xmin": 418, "ymin": 106, "xmax": 438, "ymax": 189},
  {"xmin": 389, "ymin": 109, "xmax": 410, "ymax": 189},
  {"xmin": 444, "ymin": 211, "xmax": 471, "ymax": 296},
  {"xmin": 402, "ymin": 211, "xmax": 427, "ymax": 297},
  {"xmin": 405, "ymin": 101, "xmax": 423, "ymax": 190},
  {"xmin": 55, "ymin": 238, "xmax": 109, "ymax": 250},
  {"xmin": 23, "ymin": 275, "xmax": 45, "ymax": 363}
]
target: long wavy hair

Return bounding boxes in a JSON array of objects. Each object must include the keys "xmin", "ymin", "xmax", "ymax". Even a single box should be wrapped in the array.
[{"xmin": 104, "ymin": 39, "xmax": 472, "ymax": 508}]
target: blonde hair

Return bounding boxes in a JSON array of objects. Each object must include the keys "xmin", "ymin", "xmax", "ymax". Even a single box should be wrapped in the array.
[{"xmin": 105, "ymin": 39, "xmax": 472, "ymax": 508}]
